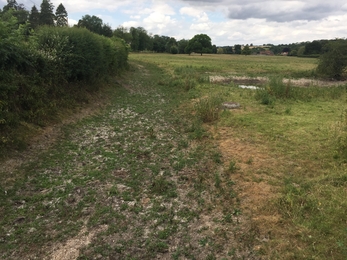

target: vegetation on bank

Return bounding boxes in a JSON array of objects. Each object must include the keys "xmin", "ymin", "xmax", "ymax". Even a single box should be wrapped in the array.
[
  {"xmin": 0, "ymin": 13, "xmax": 128, "ymax": 151},
  {"xmin": 0, "ymin": 46, "xmax": 346, "ymax": 258}
]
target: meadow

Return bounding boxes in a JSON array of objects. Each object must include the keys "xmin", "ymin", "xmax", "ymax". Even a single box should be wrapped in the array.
[
  {"xmin": 132, "ymin": 52, "xmax": 318, "ymax": 78},
  {"xmin": 130, "ymin": 53, "xmax": 347, "ymax": 259},
  {"xmin": 0, "ymin": 53, "xmax": 346, "ymax": 259}
]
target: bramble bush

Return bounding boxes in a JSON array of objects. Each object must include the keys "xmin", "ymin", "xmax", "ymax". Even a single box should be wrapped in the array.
[{"xmin": 0, "ymin": 14, "xmax": 128, "ymax": 148}]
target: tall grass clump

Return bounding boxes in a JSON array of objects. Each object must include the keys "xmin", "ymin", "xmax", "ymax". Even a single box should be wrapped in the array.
[
  {"xmin": 255, "ymin": 76, "xmax": 346, "ymax": 105},
  {"xmin": 173, "ymin": 65, "xmax": 209, "ymax": 91},
  {"xmin": 334, "ymin": 109, "xmax": 347, "ymax": 160},
  {"xmin": 195, "ymin": 92, "xmax": 225, "ymax": 123},
  {"xmin": 0, "ymin": 14, "xmax": 128, "ymax": 150},
  {"xmin": 255, "ymin": 76, "xmax": 293, "ymax": 105}
]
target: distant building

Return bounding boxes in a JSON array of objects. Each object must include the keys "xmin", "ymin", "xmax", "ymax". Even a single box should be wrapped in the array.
[{"xmin": 259, "ymin": 50, "xmax": 274, "ymax": 56}]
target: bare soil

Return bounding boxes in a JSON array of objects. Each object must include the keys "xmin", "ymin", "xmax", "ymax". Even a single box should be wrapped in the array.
[{"xmin": 210, "ymin": 75, "xmax": 347, "ymax": 87}]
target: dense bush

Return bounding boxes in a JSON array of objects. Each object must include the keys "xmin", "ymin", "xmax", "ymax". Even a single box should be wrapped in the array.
[
  {"xmin": 316, "ymin": 40, "xmax": 347, "ymax": 80},
  {"xmin": 0, "ymin": 15, "xmax": 128, "ymax": 147}
]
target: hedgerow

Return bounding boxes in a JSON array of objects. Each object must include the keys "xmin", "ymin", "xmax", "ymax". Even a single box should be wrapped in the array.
[{"xmin": 0, "ymin": 15, "xmax": 128, "ymax": 148}]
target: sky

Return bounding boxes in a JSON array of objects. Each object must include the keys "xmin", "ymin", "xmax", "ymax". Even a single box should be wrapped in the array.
[{"xmin": 2, "ymin": 0, "xmax": 347, "ymax": 46}]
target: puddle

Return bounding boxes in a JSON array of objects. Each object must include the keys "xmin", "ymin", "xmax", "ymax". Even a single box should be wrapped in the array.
[{"xmin": 239, "ymin": 85, "xmax": 260, "ymax": 90}]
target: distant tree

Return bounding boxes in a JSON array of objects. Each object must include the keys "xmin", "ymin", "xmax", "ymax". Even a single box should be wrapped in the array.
[
  {"xmin": 101, "ymin": 24, "xmax": 112, "ymax": 37},
  {"xmin": 269, "ymin": 45, "xmax": 283, "ymax": 55},
  {"xmin": 165, "ymin": 37, "xmax": 177, "ymax": 53},
  {"xmin": 28, "ymin": 5, "xmax": 40, "ymax": 29},
  {"xmin": 217, "ymin": 47, "xmax": 225, "ymax": 54},
  {"xmin": 2, "ymin": 0, "xmax": 23, "ymax": 11},
  {"xmin": 78, "ymin": 15, "xmax": 102, "ymax": 33},
  {"xmin": 152, "ymin": 35, "xmax": 169, "ymax": 52},
  {"xmin": 177, "ymin": 39, "xmax": 188, "ymax": 54},
  {"xmin": 297, "ymin": 46, "xmax": 305, "ymax": 56},
  {"xmin": 304, "ymin": 40, "xmax": 322, "ymax": 55},
  {"xmin": 129, "ymin": 27, "xmax": 139, "ymax": 51},
  {"xmin": 129, "ymin": 27, "xmax": 151, "ymax": 51},
  {"xmin": 2, "ymin": 0, "xmax": 28, "ymax": 24},
  {"xmin": 170, "ymin": 45, "xmax": 178, "ymax": 54},
  {"xmin": 77, "ymin": 15, "xmax": 112, "ymax": 37},
  {"xmin": 212, "ymin": 44, "xmax": 217, "ymax": 54},
  {"xmin": 316, "ymin": 40, "xmax": 347, "ymax": 79},
  {"xmin": 234, "ymin": 44, "xmax": 241, "ymax": 54},
  {"xmin": 242, "ymin": 44, "xmax": 251, "ymax": 55},
  {"xmin": 185, "ymin": 34, "xmax": 212, "ymax": 55},
  {"xmin": 138, "ymin": 27, "xmax": 152, "ymax": 51},
  {"xmin": 39, "ymin": 0, "xmax": 55, "ymax": 26},
  {"xmin": 289, "ymin": 50, "xmax": 297, "ymax": 56},
  {"xmin": 55, "ymin": 3, "xmax": 68, "ymax": 27},
  {"xmin": 114, "ymin": 26, "xmax": 132, "ymax": 43},
  {"xmin": 224, "ymin": 46, "xmax": 233, "ymax": 54}
]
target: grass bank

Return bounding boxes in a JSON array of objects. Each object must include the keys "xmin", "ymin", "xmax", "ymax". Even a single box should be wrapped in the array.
[{"xmin": 0, "ymin": 59, "xmax": 258, "ymax": 259}]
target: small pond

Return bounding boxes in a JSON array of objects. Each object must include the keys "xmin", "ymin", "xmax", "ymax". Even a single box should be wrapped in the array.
[{"xmin": 238, "ymin": 85, "xmax": 259, "ymax": 90}]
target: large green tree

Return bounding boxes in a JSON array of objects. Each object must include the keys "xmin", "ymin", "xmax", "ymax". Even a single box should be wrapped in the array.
[
  {"xmin": 234, "ymin": 44, "xmax": 241, "ymax": 54},
  {"xmin": 77, "ymin": 14, "xmax": 112, "ymax": 37},
  {"xmin": 55, "ymin": 3, "xmax": 68, "ymax": 27},
  {"xmin": 113, "ymin": 26, "xmax": 132, "ymax": 43},
  {"xmin": 28, "ymin": 5, "xmax": 40, "ymax": 29},
  {"xmin": 152, "ymin": 35, "xmax": 168, "ymax": 52},
  {"xmin": 177, "ymin": 39, "xmax": 188, "ymax": 54},
  {"xmin": 129, "ymin": 27, "xmax": 152, "ymax": 51},
  {"xmin": 39, "ymin": 0, "xmax": 54, "ymax": 26},
  {"xmin": 2, "ymin": 0, "xmax": 23, "ymax": 11},
  {"xmin": 185, "ymin": 34, "xmax": 212, "ymax": 55},
  {"xmin": 304, "ymin": 40, "xmax": 322, "ymax": 55},
  {"xmin": 165, "ymin": 37, "xmax": 177, "ymax": 53},
  {"xmin": 241, "ymin": 44, "xmax": 251, "ymax": 55},
  {"xmin": 316, "ymin": 40, "xmax": 347, "ymax": 79},
  {"xmin": 2, "ymin": 0, "xmax": 28, "ymax": 25}
]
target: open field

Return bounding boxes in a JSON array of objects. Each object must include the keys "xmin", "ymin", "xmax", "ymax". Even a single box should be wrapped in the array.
[
  {"xmin": 132, "ymin": 53, "xmax": 318, "ymax": 78},
  {"xmin": 0, "ymin": 53, "xmax": 346, "ymax": 259},
  {"xmin": 131, "ymin": 53, "xmax": 347, "ymax": 259}
]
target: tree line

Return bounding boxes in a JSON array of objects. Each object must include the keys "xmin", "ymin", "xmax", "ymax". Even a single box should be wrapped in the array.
[
  {"xmin": 1, "ymin": 0, "xmax": 346, "ymax": 77},
  {"xmin": 1, "ymin": 0, "xmax": 68, "ymax": 29}
]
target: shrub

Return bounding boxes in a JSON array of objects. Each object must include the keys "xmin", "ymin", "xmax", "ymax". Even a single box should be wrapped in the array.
[{"xmin": 316, "ymin": 40, "xmax": 347, "ymax": 80}]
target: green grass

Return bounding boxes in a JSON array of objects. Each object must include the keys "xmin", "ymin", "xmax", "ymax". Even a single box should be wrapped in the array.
[
  {"xmin": 1, "ymin": 53, "xmax": 346, "ymax": 259},
  {"xmin": 129, "ymin": 53, "xmax": 347, "ymax": 259},
  {"xmin": 131, "ymin": 53, "xmax": 317, "ymax": 78}
]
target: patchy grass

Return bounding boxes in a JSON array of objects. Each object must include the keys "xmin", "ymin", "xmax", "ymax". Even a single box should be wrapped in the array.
[
  {"xmin": 0, "ymin": 59, "xmax": 256, "ymax": 259},
  {"xmin": 1, "ymin": 53, "xmax": 346, "ymax": 260},
  {"xmin": 131, "ymin": 53, "xmax": 317, "ymax": 78}
]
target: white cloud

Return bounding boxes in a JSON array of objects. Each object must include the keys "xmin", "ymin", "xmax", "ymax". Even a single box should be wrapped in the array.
[
  {"xmin": 68, "ymin": 18, "xmax": 78, "ymax": 27},
  {"xmin": 1, "ymin": 0, "xmax": 347, "ymax": 45},
  {"xmin": 190, "ymin": 22, "xmax": 211, "ymax": 31},
  {"xmin": 180, "ymin": 6, "xmax": 201, "ymax": 17},
  {"xmin": 143, "ymin": 12, "xmax": 175, "ymax": 30}
]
